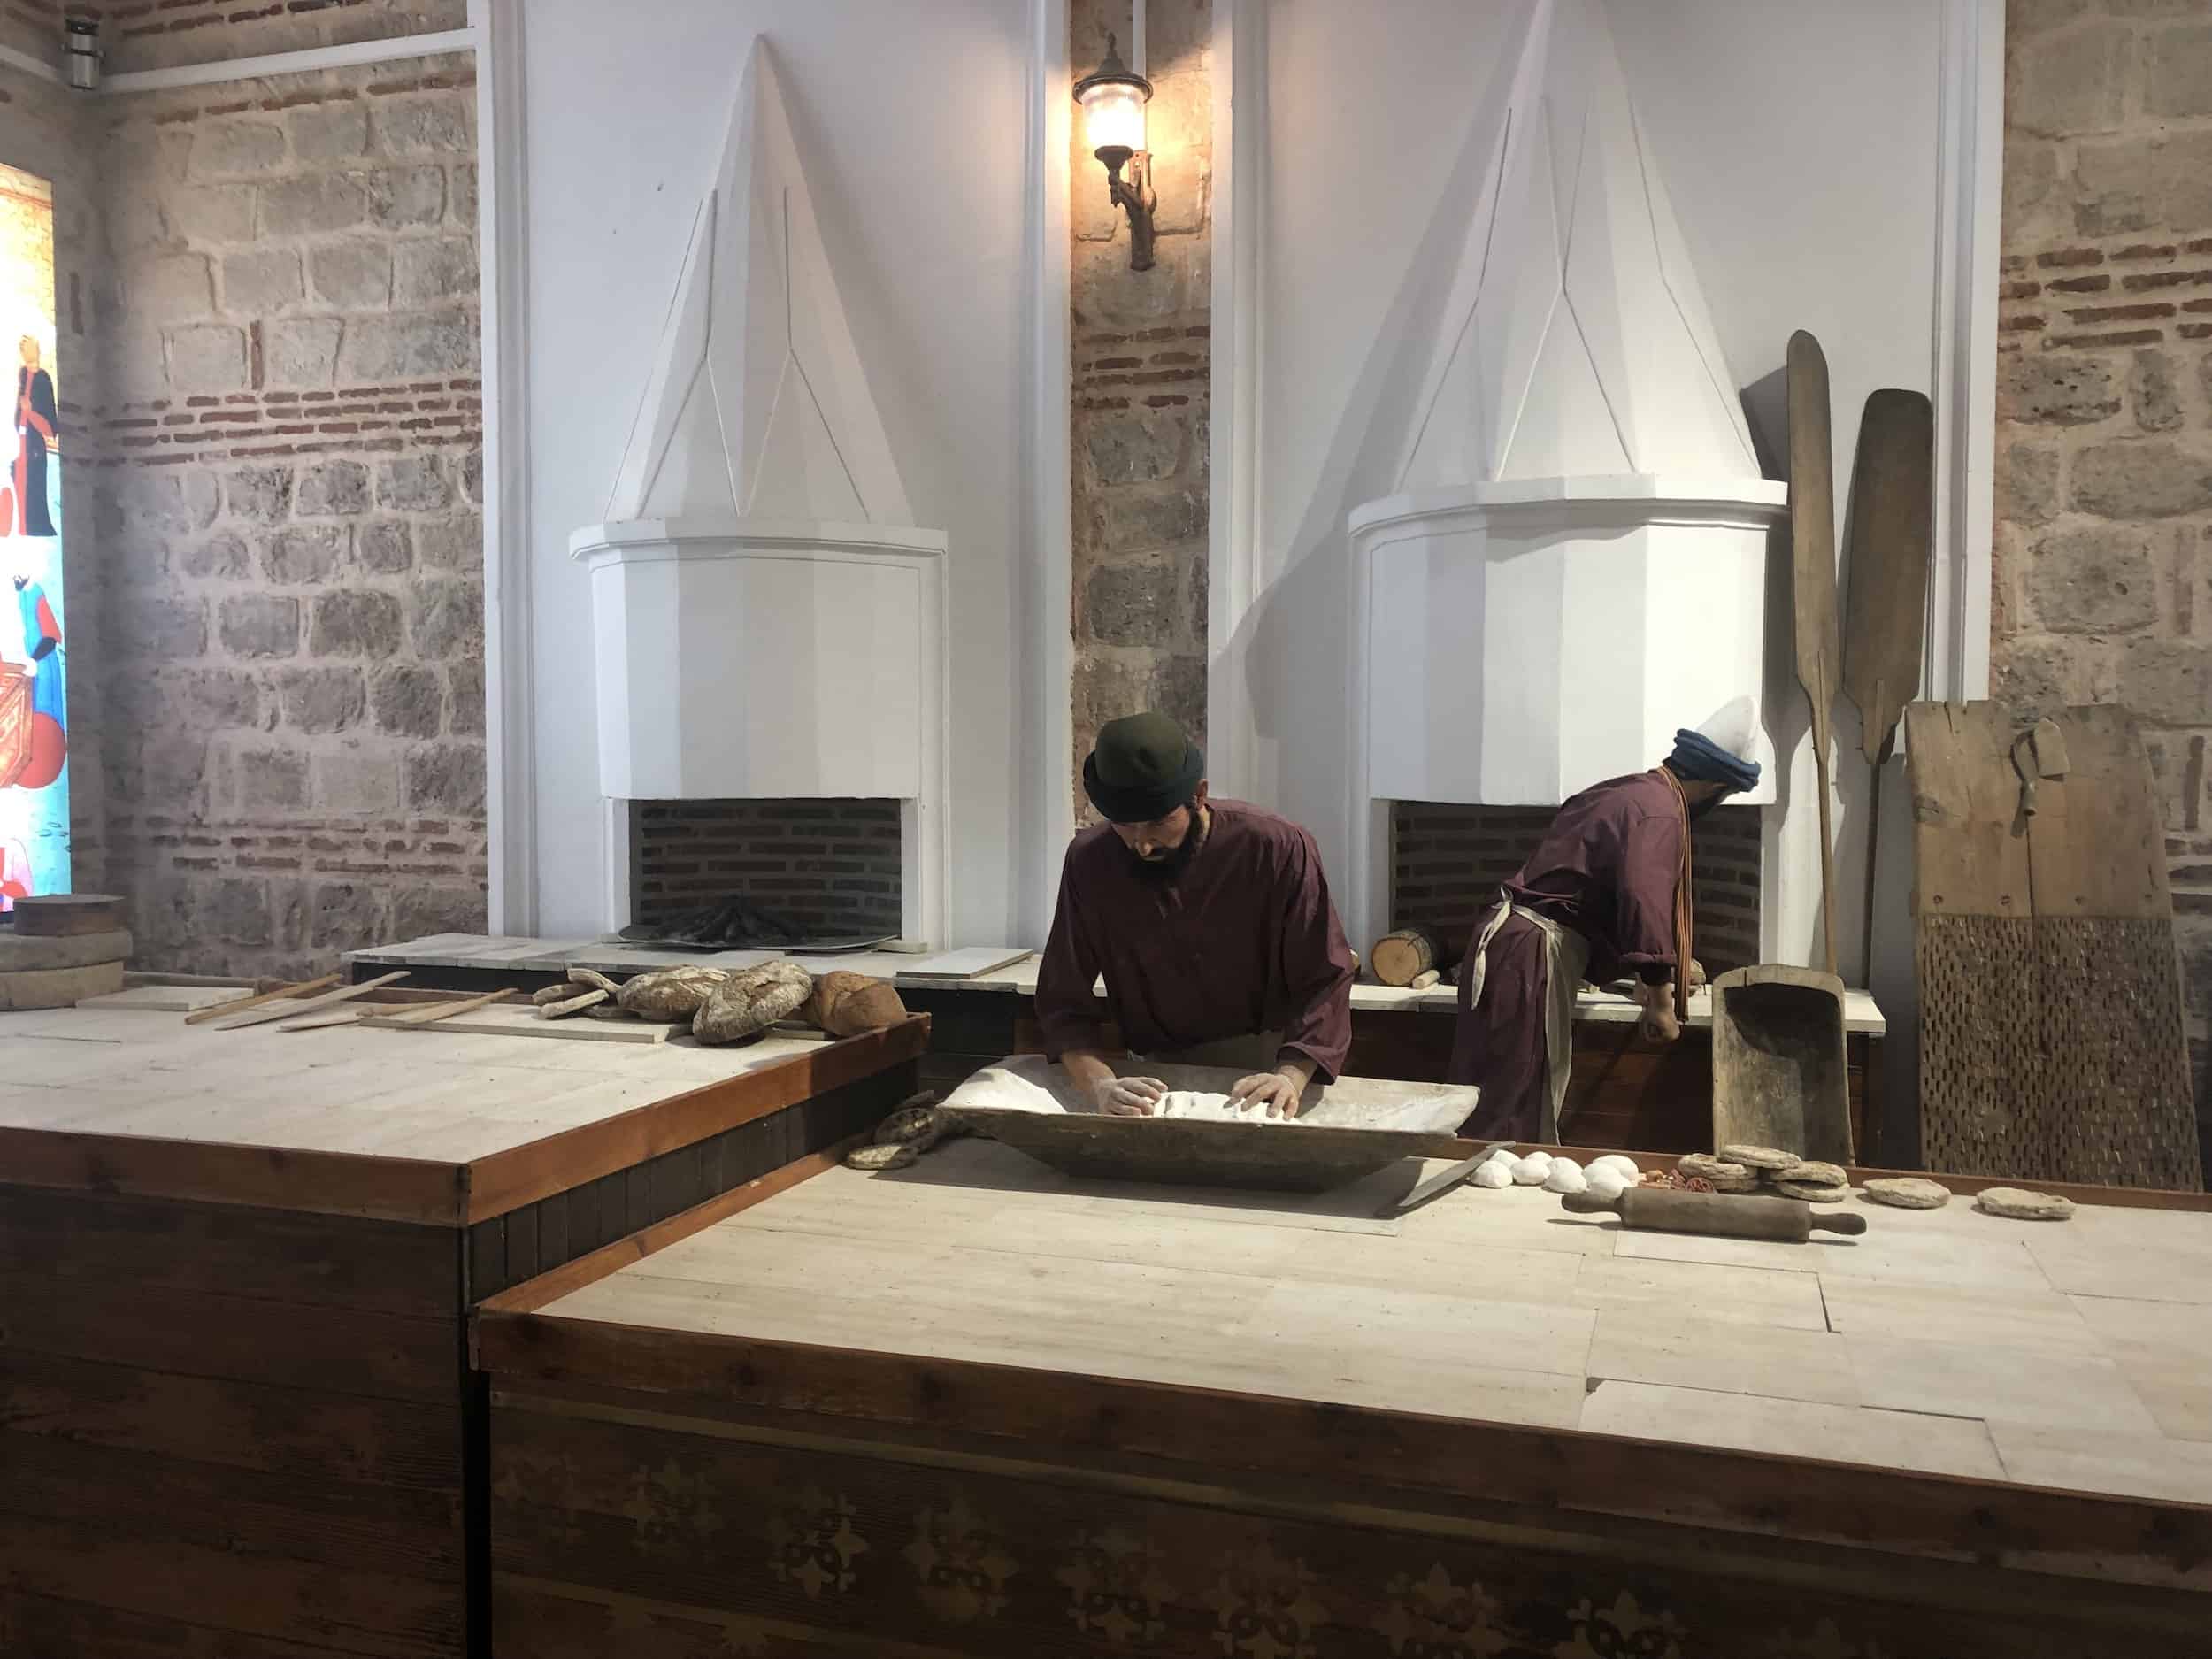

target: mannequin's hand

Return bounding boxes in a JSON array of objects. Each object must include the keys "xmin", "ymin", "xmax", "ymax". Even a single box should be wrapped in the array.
[
  {"xmin": 1093, "ymin": 1074, "xmax": 1166, "ymax": 1117},
  {"xmin": 1637, "ymin": 981, "xmax": 1682, "ymax": 1044},
  {"xmin": 1227, "ymin": 1069, "xmax": 1303, "ymax": 1119}
]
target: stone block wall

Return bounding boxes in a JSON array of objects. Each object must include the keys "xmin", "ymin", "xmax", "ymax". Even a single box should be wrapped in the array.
[
  {"xmin": 27, "ymin": 0, "xmax": 467, "ymax": 76},
  {"xmin": 1996, "ymin": 1, "xmax": 2212, "ymax": 1160},
  {"xmin": 88, "ymin": 52, "xmax": 483, "ymax": 977},
  {"xmin": 1070, "ymin": 0, "xmax": 1210, "ymax": 819}
]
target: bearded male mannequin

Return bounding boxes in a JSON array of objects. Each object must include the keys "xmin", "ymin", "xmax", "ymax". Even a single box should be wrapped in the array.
[{"xmin": 1034, "ymin": 711, "xmax": 1357, "ymax": 1118}]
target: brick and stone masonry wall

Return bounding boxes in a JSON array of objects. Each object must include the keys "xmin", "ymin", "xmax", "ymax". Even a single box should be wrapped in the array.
[
  {"xmin": 632, "ymin": 800, "xmax": 902, "ymax": 941},
  {"xmin": 1391, "ymin": 803, "xmax": 1763, "ymax": 979},
  {"xmin": 1070, "ymin": 0, "xmax": 1210, "ymax": 820},
  {"xmin": 14, "ymin": 0, "xmax": 466, "ymax": 76},
  {"xmin": 1995, "ymin": 2, "xmax": 2212, "ymax": 1160},
  {"xmin": 89, "ymin": 53, "xmax": 482, "ymax": 977}
]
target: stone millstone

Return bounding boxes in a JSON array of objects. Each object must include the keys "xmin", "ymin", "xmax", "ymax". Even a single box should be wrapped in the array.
[
  {"xmin": 1975, "ymin": 1186, "xmax": 2075, "ymax": 1221},
  {"xmin": 1773, "ymin": 1179, "xmax": 1853, "ymax": 1203},
  {"xmin": 1774, "ymin": 1158, "xmax": 1847, "ymax": 1188},
  {"xmin": 618, "ymin": 964, "xmax": 731, "ymax": 1021},
  {"xmin": 693, "ymin": 961, "xmax": 814, "ymax": 1046},
  {"xmin": 1719, "ymin": 1143, "xmax": 1798, "ymax": 1171},
  {"xmin": 0, "ymin": 927, "xmax": 132, "ymax": 972},
  {"xmin": 1678, "ymin": 1152, "xmax": 1759, "ymax": 1193},
  {"xmin": 846, "ymin": 1141, "xmax": 918, "ymax": 1171},
  {"xmin": 1863, "ymin": 1176, "xmax": 1951, "ymax": 1210}
]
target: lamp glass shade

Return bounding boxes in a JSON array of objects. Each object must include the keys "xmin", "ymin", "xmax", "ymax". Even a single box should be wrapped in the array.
[{"xmin": 1080, "ymin": 81, "xmax": 1147, "ymax": 155}]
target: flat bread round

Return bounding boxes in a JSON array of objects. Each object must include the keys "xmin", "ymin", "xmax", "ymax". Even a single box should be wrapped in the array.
[
  {"xmin": 1776, "ymin": 1158, "xmax": 1847, "ymax": 1187},
  {"xmin": 1773, "ymin": 1179, "xmax": 1852, "ymax": 1203},
  {"xmin": 1719, "ymin": 1143, "xmax": 1797, "ymax": 1171},
  {"xmin": 1975, "ymin": 1186, "xmax": 2074, "ymax": 1221},
  {"xmin": 1678, "ymin": 1153, "xmax": 1759, "ymax": 1192},
  {"xmin": 1863, "ymin": 1176, "xmax": 1950, "ymax": 1210},
  {"xmin": 845, "ymin": 1142, "xmax": 918, "ymax": 1172}
]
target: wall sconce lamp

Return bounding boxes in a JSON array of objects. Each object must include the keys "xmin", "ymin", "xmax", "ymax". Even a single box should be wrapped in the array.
[
  {"xmin": 1074, "ymin": 33, "xmax": 1156, "ymax": 272},
  {"xmin": 64, "ymin": 17, "xmax": 100, "ymax": 92}
]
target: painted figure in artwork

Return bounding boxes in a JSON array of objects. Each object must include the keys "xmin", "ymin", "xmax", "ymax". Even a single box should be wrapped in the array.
[
  {"xmin": 0, "ymin": 836, "xmax": 27, "ymax": 907},
  {"xmin": 6, "ymin": 567, "xmax": 64, "ymax": 788},
  {"xmin": 14, "ymin": 334, "xmax": 55, "ymax": 537}
]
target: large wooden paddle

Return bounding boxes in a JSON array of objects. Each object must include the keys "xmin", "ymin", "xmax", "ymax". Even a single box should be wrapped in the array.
[
  {"xmin": 1788, "ymin": 331, "xmax": 1841, "ymax": 978},
  {"xmin": 1841, "ymin": 388, "xmax": 1935, "ymax": 987}
]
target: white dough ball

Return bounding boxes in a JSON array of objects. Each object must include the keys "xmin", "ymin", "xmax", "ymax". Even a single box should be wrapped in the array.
[
  {"xmin": 1586, "ymin": 1167, "xmax": 1629, "ymax": 1202},
  {"xmin": 1483, "ymin": 1144, "xmax": 1520, "ymax": 1165},
  {"xmin": 1547, "ymin": 1156, "xmax": 1582, "ymax": 1179},
  {"xmin": 1543, "ymin": 1163, "xmax": 1588, "ymax": 1194},
  {"xmin": 1591, "ymin": 1154, "xmax": 1640, "ymax": 1179},
  {"xmin": 1470, "ymin": 1161, "xmax": 1513, "ymax": 1188},
  {"xmin": 1510, "ymin": 1155, "xmax": 1552, "ymax": 1185}
]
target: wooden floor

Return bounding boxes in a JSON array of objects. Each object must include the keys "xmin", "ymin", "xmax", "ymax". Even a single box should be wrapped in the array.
[
  {"xmin": 537, "ymin": 1137, "xmax": 2212, "ymax": 1506},
  {"xmin": 0, "ymin": 1004, "xmax": 849, "ymax": 1164}
]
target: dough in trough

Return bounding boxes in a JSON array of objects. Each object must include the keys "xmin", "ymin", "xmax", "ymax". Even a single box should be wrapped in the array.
[
  {"xmin": 1975, "ymin": 1186, "xmax": 2074, "ymax": 1221},
  {"xmin": 1863, "ymin": 1176, "xmax": 1951, "ymax": 1210}
]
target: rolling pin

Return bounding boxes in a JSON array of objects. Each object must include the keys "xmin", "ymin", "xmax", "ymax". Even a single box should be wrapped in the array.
[{"xmin": 1561, "ymin": 1187, "xmax": 1867, "ymax": 1241}]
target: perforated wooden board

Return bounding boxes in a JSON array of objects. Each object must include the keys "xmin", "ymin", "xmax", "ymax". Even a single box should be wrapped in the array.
[{"xmin": 1907, "ymin": 703, "xmax": 2200, "ymax": 1190}]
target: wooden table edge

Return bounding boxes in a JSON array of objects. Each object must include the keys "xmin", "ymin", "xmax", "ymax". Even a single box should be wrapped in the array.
[{"xmin": 471, "ymin": 1314, "xmax": 2212, "ymax": 1590}]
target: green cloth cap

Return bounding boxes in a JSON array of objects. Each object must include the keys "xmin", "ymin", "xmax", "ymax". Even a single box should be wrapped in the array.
[{"xmin": 1083, "ymin": 710, "xmax": 1205, "ymax": 824}]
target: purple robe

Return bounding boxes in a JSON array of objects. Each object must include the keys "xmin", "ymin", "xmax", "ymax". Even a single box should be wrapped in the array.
[
  {"xmin": 1035, "ymin": 800, "xmax": 1356, "ymax": 1081},
  {"xmin": 1448, "ymin": 770, "xmax": 1688, "ymax": 1138}
]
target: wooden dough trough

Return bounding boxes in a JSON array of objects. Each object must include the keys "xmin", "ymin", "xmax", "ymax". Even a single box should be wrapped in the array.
[{"xmin": 941, "ymin": 1054, "xmax": 1477, "ymax": 1192}]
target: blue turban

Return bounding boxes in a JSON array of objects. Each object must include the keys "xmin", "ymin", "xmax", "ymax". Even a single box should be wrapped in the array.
[{"xmin": 1666, "ymin": 727, "xmax": 1761, "ymax": 794}]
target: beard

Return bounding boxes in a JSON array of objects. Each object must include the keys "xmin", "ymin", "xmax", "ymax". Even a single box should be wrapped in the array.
[
  {"xmin": 1687, "ymin": 795, "xmax": 1726, "ymax": 823},
  {"xmin": 1125, "ymin": 810, "xmax": 1204, "ymax": 884}
]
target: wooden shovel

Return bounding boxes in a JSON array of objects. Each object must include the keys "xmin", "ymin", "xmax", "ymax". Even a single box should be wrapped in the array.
[
  {"xmin": 1841, "ymin": 388, "xmax": 1935, "ymax": 987},
  {"xmin": 1788, "ymin": 331, "xmax": 1842, "ymax": 978}
]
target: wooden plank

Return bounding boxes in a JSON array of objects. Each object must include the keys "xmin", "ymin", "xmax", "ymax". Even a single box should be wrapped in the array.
[
  {"xmin": 182, "ymin": 972, "xmax": 340, "ymax": 1025},
  {"xmin": 472, "ymin": 1320, "xmax": 2212, "ymax": 1589},
  {"xmin": 0, "ymin": 1347, "xmax": 462, "ymax": 1490},
  {"xmin": 1906, "ymin": 702, "xmax": 2032, "ymax": 920},
  {"xmin": 211, "ymin": 970, "xmax": 410, "ymax": 1031},
  {"xmin": 3, "ymin": 1428, "xmax": 464, "ymax": 1582},
  {"xmin": 0, "ymin": 1271, "xmax": 457, "ymax": 1403},
  {"xmin": 482, "ymin": 1401, "xmax": 2208, "ymax": 1659},
  {"xmin": 895, "ymin": 947, "xmax": 1034, "ymax": 980},
  {"xmin": 75, "ymin": 983, "xmax": 256, "ymax": 1012},
  {"xmin": 0, "ymin": 1510, "xmax": 463, "ymax": 1659},
  {"xmin": 458, "ymin": 1016, "xmax": 929, "ymax": 1222},
  {"xmin": 357, "ymin": 1012, "xmax": 671, "ymax": 1043},
  {"xmin": 2027, "ymin": 705, "xmax": 2170, "ymax": 921},
  {"xmin": 370, "ymin": 987, "xmax": 518, "ymax": 1025},
  {"xmin": 0, "ymin": 1125, "xmax": 468, "ymax": 1224},
  {"xmin": 472, "ymin": 1130, "xmax": 869, "ymax": 1324},
  {"xmin": 0, "ymin": 1184, "xmax": 454, "ymax": 1317},
  {"xmin": 0, "ymin": 1590, "xmax": 348, "ymax": 1659},
  {"xmin": 1841, "ymin": 388, "xmax": 1935, "ymax": 764}
]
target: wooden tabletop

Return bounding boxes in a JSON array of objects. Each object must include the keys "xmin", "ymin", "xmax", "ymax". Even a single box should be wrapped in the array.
[
  {"xmin": 0, "ymin": 1005, "xmax": 929, "ymax": 1224},
  {"xmin": 522, "ymin": 1137, "xmax": 2212, "ymax": 1513}
]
